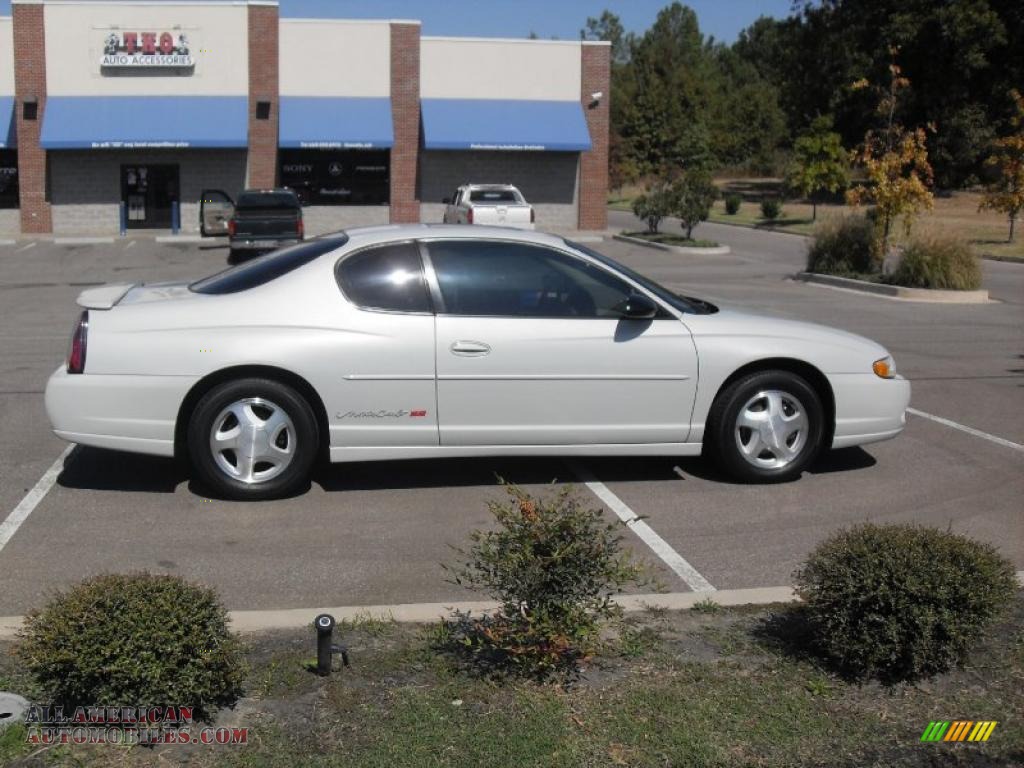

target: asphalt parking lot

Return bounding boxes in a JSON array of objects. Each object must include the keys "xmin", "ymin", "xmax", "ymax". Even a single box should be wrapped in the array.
[{"xmin": 0, "ymin": 218, "xmax": 1021, "ymax": 616}]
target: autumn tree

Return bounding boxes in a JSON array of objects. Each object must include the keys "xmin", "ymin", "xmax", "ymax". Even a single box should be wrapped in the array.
[
  {"xmin": 846, "ymin": 53, "xmax": 934, "ymax": 257},
  {"xmin": 786, "ymin": 115, "xmax": 849, "ymax": 220},
  {"xmin": 979, "ymin": 90, "xmax": 1024, "ymax": 243}
]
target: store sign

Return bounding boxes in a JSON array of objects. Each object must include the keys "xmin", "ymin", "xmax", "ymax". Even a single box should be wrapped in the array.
[{"xmin": 100, "ymin": 31, "xmax": 194, "ymax": 69}]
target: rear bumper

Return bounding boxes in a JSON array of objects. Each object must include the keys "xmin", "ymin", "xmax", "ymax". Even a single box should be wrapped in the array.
[
  {"xmin": 45, "ymin": 366, "xmax": 197, "ymax": 457},
  {"xmin": 829, "ymin": 373, "xmax": 911, "ymax": 449},
  {"xmin": 229, "ymin": 237, "xmax": 301, "ymax": 251}
]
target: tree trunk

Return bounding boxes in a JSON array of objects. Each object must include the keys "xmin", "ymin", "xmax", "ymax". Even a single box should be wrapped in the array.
[
  {"xmin": 812, "ymin": 198, "xmax": 817, "ymax": 222},
  {"xmin": 1010, "ymin": 214, "xmax": 1017, "ymax": 243},
  {"xmin": 686, "ymin": 224, "xmax": 693, "ymax": 240}
]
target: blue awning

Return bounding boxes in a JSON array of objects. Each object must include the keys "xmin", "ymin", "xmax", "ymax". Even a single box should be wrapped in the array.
[
  {"xmin": 280, "ymin": 97, "xmax": 393, "ymax": 149},
  {"xmin": 0, "ymin": 97, "xmax": 15, "ymax": 148},
  {"xmin": 421, "ymin": 99, "xmax": 592, "ymax": 152},
  {"xmin": 40, "ymin": 96, "xmax": 248, "ymax": 149}
]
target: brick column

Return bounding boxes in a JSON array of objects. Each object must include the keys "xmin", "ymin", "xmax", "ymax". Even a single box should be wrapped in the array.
[
  {"xmin": 247, "ymin": 4, "xmax": 278, "ymax": 188},
  {"xmin": 578, "ymin": 42, "xmax": 610, "ymax": 231},
  {"xmin": 13, "ymin": 2, "xmax": 51, "ymax": 234},
  {"xmin": 389, "ymin": 22, "xmax": 420, "ymax": 223}
]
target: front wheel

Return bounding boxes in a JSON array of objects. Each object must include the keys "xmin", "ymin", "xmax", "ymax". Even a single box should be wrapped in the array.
[
  {"xmin": 707, "ymin": 370, "xmax": 825, "ymax": 483},
  {"xmin": 187, "ymin": 378, "xmax": 318, "ymax": 500}
]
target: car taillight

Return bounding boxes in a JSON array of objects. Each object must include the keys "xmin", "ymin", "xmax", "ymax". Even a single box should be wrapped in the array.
[
  {"xmin": 530, "ymin": 207, "xmax": 535, "ymax": 224},
  {"xmin": 67, "ymin": 310, "xmax": 88, "ymax": 374},
  {"xmin": 297, "ymin": 217, "xmax": 304, "ymax": 239},
  {"xmin": 467, "ymin": 208, "xmax": 473, "ymax": 224},
  {"xmin": 227, "ymin": 218, "xmax": 236, "ymax": 237}
]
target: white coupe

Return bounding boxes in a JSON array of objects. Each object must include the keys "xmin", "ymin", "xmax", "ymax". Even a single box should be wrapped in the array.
[{"xmin": 46, "ymin": 225, "xmax": 910, "ymax": 500}]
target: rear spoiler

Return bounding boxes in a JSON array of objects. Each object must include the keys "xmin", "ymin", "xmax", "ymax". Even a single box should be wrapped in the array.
[{"xmin": 76, "ymin": 282, "xmax": 137, "ymax": 310}]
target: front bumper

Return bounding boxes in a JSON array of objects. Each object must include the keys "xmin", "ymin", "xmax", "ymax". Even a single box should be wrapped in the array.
[
  {"xmin": 829, "ymin": 373, "xmax": 911, "ymax": 449},
  {"xmin": 45, "ymin": 366, "xmax": 197, "ymax": 457}
]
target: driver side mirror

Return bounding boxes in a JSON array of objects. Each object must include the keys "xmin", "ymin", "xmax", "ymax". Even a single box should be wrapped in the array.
[{"xmin": 616, "ymin": 293, "xmax": 658, "ymax": 320}]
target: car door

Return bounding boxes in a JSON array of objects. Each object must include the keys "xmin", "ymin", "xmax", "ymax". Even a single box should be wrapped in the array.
[
  {"xmin": 424, "ymin": 238, "xmax": 699, "ymax": 446},
  {"xmin": 200, "ymin": 189, "xmax": 234, "ymax": 236},
  {"xmin": 330, "ymin": 241, "xmax": 438, "ymax": 447}
]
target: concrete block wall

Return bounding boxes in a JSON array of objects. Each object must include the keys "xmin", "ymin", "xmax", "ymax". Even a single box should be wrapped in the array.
[
  {"xmin": 49, "ymin": 149, "xmax": 246, "ymax": 234},
  {"xmin": 418, "ymin": 150, "xmax": 579, "ymax": 229},
  {"xmin": 302, "ymin": 205, "xmax": 388, "ymax": 236},
  {"xmin": 0, "ymin": 208, "xmax": 19, "ymax": 235}
]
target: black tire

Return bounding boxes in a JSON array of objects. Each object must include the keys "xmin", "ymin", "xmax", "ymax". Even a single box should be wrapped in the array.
[
  {"xmin": 187, "ymin": 378, "xmax": 318, "ymax": 500},
  {"xmin": 706, "ymin": 370, "xmax": 825, "ymax": 483}
]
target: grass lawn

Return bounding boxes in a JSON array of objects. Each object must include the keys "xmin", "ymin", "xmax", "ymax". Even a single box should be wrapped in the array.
[
  {"xmin": 611, "ymin": 179, "xmax": 1024, "ymax": 261},
  {"xmin": 2, "ymin": 599, "xmax": 1021, "ymax": 767}
]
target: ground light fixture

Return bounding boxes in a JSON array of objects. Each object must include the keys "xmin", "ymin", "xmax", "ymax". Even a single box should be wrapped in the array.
[{"xmin": 314, "ymin": 613, "xmax": 350, "ymax": 676}]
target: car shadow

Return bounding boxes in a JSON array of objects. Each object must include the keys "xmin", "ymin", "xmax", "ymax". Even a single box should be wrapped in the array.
[{"xmin": 57, "ymin": 445, "xmax": 877, "ymax": 496}]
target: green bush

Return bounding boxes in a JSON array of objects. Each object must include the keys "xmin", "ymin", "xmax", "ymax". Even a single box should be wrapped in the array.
[
  {"xmin": 806, "ymin": 214, "xmax": 877, "ymax": 276},
  {"xmin": 760, "ymin": 197, "xmax": 783, "ymax": 220},
  {"xmin": 794, "ymin": 524, "xmax": 1017, "ymax": 683},
  {"xmin": 443, "ymin": 483, "xmax": 646, "ymax": 680},
  {"xmin": 632, "ymin": 185, "xmax": 674, "ymax": 234},
  {"xmin": 724, "ymin": 194, "xmax": 742, "ymax": 215},
  {"xmin": 671, "ymin": 170, "xmax": 717, "ymax": 239},
  {"xmin": 17, "ymin": 573, "xmax": 244, "ymax": 719},
  {"xmin": 888, "ymin": 234, "xmax": 982, "ymax": 290}
]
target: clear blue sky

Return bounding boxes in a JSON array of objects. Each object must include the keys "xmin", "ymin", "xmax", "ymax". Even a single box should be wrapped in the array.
[{"xmin": 0, "ymin": 1, "xmax": 796, "ymax": 44}]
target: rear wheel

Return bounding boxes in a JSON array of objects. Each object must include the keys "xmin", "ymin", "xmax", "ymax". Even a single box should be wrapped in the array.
[
  {"xmin": 707, "ymin": 370, "xmax": 825, "ymax": 483},
  {"xmin": 187, "ymin": 378, "xmax": 318, "ymax": 500}
]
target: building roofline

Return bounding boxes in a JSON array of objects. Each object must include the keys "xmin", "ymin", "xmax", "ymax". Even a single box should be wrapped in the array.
[
  {"xmin": 280, "ymin": 18, "xmax": 421, "ymax": 25},
  {"xmin": 422, "ymin": 35, "xmax": 584, "ymax": 46},
  {"xmin": 12, "ymin": 1, "xmax": 279, "ymax": 6}
]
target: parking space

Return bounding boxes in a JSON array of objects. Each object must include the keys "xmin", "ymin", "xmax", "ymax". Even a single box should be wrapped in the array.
[{"xmin": 0, "ymin": 226, "xmax": 1021, "ymax": 616}]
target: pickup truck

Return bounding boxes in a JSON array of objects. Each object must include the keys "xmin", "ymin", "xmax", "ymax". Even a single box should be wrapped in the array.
[
  {"xmin": 200, "ymin": 188, "xmax": 304, "ymax": 258},
  {"xmin": 442, "ymin": 184, "xmax": 535, "ymax": 230}
]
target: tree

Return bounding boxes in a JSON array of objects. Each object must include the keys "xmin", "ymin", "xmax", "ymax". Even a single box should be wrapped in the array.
[
  {"xmin": 672, "ymin": 170, "xmax": 717, "ymax": 239},
  {"xmin": 846, "ymin": 54, "xmax": 934, "ymax": 257},
  {"xmin": 580, "ymin": 10, "xmax": 629, "ymax": 64},
  {"xmin": 786, "ymin": 115, "xmax": 849, "ymax": 220},
  {"xmin": 979, "ymin": 90, "xmax": 1024, "ymax": 242},
  {"xmin": 632, "ymin": 185, "xmax": 674, "ymax": 234}
]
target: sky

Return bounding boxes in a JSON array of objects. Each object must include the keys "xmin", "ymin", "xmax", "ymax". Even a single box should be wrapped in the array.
[{"xmin": 0, "ymin": 1, "xmax": 797, "ymax": 44}]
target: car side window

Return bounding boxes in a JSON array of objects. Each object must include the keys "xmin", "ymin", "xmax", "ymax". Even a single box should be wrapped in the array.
[
  {"xmin": 427, "ymin": 240, "xmax": 640, "ymax": 318},
  {"xmin": 336, "ymin": 242, "xmax": 431, "ymax": 313}
]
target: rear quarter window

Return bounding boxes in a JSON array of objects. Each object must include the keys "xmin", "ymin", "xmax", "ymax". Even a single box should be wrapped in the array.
[{"xmin": 190, "ymin": 236, "xmax": 347, "ymax": 295}]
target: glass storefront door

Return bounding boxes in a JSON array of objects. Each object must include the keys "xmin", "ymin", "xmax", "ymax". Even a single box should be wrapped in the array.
[{"xmin": 121, "ymin": 164, "xmax": 179, "ymax": 229}]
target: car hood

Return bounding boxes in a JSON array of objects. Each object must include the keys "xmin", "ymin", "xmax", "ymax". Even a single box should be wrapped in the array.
[{"xmin": 687, "ymin": 308, "xmax": 890, "ymax": 363}]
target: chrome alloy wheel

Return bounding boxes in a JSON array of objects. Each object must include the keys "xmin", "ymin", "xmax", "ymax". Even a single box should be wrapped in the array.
[
  {"xmin": 208, "ymin": 397, "xmax": 296, "ymax": 484},
  {"xmin": 733, "ymin": 389, "xmax": 809, "ymax": 470}
]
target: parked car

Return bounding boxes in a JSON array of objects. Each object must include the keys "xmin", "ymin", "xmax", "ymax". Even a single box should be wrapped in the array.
[
  {"xmin": 442, "ymin": 184, "xmax": 535, "ymax": 229},
  {"xmin": 45, "ymin": 225, "xmax": 909, "ymax": 501},
  {"xmin": 200, "ymin": 188, "xmax": 303, "ymax": 259}
]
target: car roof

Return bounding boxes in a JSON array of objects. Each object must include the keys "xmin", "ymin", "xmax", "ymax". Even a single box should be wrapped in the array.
[{"xmin": 336, "ymin": 224, "xmax": 570, "ymax": 249}]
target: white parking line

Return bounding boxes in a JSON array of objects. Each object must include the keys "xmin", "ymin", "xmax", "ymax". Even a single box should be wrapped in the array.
[
  {"xmin": 568, "ymin": 460, "xmax": 716, "ymax": 593},
  {"xmin": 907, "ymin": 408, "xmax": 1024, "ymax": 454},
  {"xmin": 0, "ymin": 445, "xmax": 76, "ymax": 556},
  {"xmin": 15, "ymin": 241, "xmax": 36, "ymax": 252}
]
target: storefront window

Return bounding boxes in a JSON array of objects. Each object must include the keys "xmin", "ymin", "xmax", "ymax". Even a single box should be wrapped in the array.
[
  {"xmin": 279, "ymin": 150, "xmax": 389, "ymax": 206},
  {"xmin": 0, "ymin": 150, "xmax": 18, "ymax": 209}
]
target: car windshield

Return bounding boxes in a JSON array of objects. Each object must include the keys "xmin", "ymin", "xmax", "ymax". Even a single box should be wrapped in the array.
[
  {"xmin": 566, "ymin": 240, "xmax": 718, "ymax": 315},
  {"xmin": 470, "ymin": 189, "xmax": 520, "ymax": 203},
  {"xmin": 190, "ymin": 235, "xmax": 348, "ymax": 295},
  {"xmin": 236, "ymin": 191, "xmax": 300, "ymax": 209}
]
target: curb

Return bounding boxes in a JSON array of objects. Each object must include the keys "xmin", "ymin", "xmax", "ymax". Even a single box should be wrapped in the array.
[
  {"xmin": 981, "ymin": 254, "xmax": 1024, "ymax": 264},
  {"xmin": 0, "ymin": 587, "xmax": 799, "ymax": 638},
  {"xmin": 613, "ymin": 233, "xmax": 731, "ymax": 255},
  {"xmin": 52, "ymin": 237, "xmax": 116, "ymax": 246},
  {"xmin": 793, "ymin": 272, "xmax": 991, "ymax": 303},
  {"xmin": 704, "ymin": 217, "xmax": 811, "ymax": 239},
  {"xmin": 155, "ymin": 235, "xmax": 205, "ymax": 244}
]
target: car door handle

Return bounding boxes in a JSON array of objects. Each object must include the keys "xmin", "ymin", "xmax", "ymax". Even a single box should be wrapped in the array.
[{"xmin": 450, "ymin": 340, "xmax": 491, "ymax": 356}]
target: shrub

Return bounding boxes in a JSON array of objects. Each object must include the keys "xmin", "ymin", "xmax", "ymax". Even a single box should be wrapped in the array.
[
  {"xmin": 760, "ymin": 197, "xmax": 783, "ymax": 220},
  {"xmin": 888, "ymin": 234, "xmax": 982, "ymax": 290},
  {"xmin": 17, "ymin": 573, "xmax": 244, "ymax": 719},
  {"xmin": 632, "ymin": 185, "xmax": 674, "ymax": 234},
  {"xmin": 724, "ymin": 194, "xmax": 742, "ymax": 215},
  {"xmin": 806, "ymin": 214, "xmax": 877, "ymax": 276},
  {"xmin": 671, "ymin": 170, "xmax": 717, "ymax": 238},
  {"xmin": 442, "ymin": 483, "xmax": 646, "ymax": 680},
  {"xmin": 794, "ymin": 524, "xmax": 1017, "ymax": 683}
]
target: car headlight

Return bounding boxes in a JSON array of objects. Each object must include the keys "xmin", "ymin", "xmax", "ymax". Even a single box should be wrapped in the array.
[{"xmin": 872, "ymin": 355, "xmax": 896, "ymax": 379}]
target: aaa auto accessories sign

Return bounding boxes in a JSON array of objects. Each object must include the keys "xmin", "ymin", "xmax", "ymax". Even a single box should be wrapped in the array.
[{"xmin": 100, "ymin": 30, "xmax": 194, "ymax": 70}]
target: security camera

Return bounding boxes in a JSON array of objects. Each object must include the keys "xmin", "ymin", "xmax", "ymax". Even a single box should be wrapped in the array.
[{"xmin": 591, "ymin": 91, "xmax": 603, "ymax": 102}]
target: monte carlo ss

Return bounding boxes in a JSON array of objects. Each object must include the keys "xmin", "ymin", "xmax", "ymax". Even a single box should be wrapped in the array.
[{"xmin": 45, "ymin": 225, "xmax": 910, "ymax": 500}]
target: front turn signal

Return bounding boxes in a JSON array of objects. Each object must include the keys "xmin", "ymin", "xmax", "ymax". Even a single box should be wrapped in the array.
[{"xmin": 873, "ymin": 356, "xmax": 895, "ymax": 379}]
